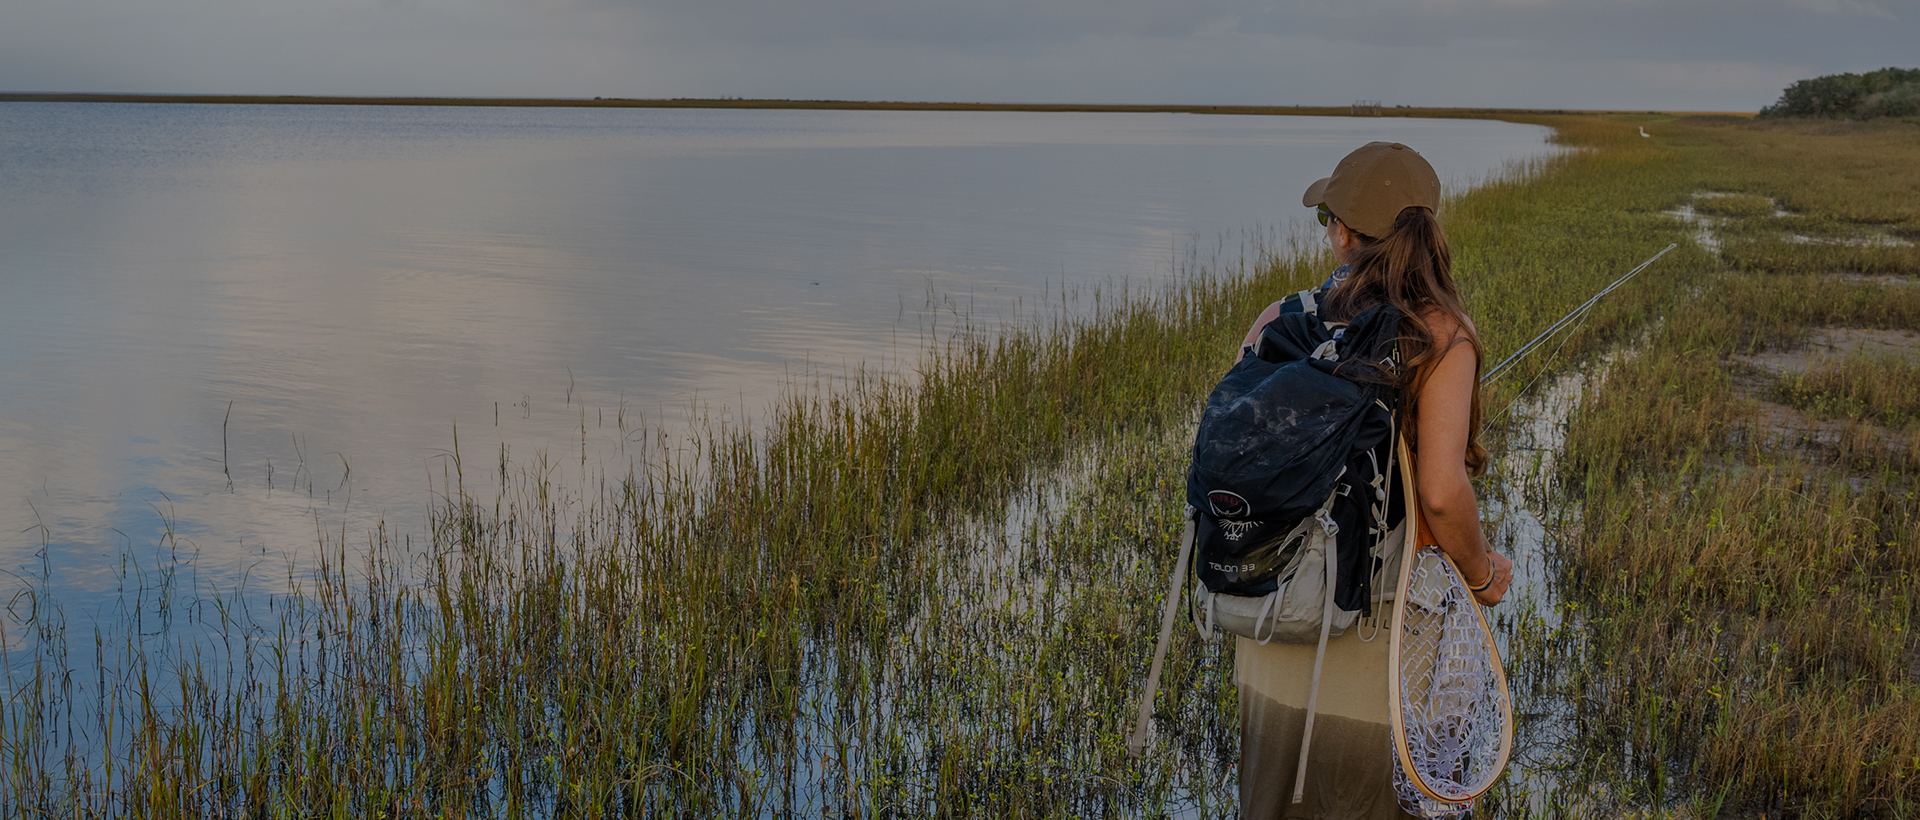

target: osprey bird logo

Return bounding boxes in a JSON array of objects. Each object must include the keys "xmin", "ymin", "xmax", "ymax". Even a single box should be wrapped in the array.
[{"xmin": 1217, "ymin": 519, "xmax": 1258, "ymax": 541}]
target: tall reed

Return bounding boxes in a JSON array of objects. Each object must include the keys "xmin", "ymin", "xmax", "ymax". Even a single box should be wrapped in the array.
[{"xmin": 10, "ymin": 109, "xmax": 1909, "ymax": 817}]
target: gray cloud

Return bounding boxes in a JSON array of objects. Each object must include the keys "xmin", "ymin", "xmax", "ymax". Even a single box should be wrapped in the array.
[
  {"xmin": 0, "ymin": 0, "xmax": 1912, "ymax": 110},
  {"xmin": 1223, "ymin": 0, "xmax": 1910, "ymax": 61},
  {"xmin": 629, "ymin": 0, "xmax": 1236, "ymax": 47}
]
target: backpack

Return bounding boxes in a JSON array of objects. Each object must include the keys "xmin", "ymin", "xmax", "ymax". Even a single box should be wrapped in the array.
[
  {"xmin": 1129, "ymin": 288, "xmax": 1407, "ymax": 773},
  {"xmin": 1187, "ymin": 293, "xmax": 1405, "ymax": 641}
]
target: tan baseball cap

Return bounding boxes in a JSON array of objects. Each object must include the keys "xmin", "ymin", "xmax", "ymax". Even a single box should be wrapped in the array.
[{"xmin": 1301, "ymin": 141, "xmax": 1441, "ymax": 239}]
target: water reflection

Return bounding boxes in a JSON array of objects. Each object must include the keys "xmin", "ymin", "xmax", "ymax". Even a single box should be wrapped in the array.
[{"xmin": 0, "ymin": 103, "xmax": 1557, "ymax": 601}]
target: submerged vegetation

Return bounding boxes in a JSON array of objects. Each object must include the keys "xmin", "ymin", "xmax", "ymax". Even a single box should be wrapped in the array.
[
  {"xmin": 5, "ymin": 242, "xmax": 1307, "ymax": 816},
  {"xmin": 1526, "ymin": 114, "xmax": 1920, "ymax": 813},
  {"xmin": 3, "ymin": 109, "xmax": 1918, "ymax": 817}
]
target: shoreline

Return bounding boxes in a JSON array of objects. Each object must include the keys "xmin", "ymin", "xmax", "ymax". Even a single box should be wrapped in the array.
[
  {"xmin": 2, "ymin": 109, "xmax": 1905, "ymax": 813},
  {"xmin": 0, "ymin": 92, "xmax": 1754, "ymax": 117}
]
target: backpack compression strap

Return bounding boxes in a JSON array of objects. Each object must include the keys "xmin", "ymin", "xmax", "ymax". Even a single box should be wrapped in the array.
[{"xmin": 1291, "ymin": 506, "xmax": 1340, "ymax": 804}]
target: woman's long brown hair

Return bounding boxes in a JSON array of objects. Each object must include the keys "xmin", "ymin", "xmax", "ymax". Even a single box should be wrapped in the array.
[{"xmin": 1320, "ymin": 206, "xmax": 1489, "ymax": 475}]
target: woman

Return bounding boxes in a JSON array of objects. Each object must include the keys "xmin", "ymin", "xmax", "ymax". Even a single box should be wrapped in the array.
[{"xmin": 1232, "ymin": 142, "xmax": 1514, "ymax": 818}]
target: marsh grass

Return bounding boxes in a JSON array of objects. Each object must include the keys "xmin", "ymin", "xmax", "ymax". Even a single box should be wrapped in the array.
[
  {"xmin": 1774, "ymin": 352, "xmax": 1920, "ymax": 428},
  {"xmin": 1551, "ymin": 283, "xmax": 1920, "ymax": 809},
  {"xmin": 1724, "ymin": 232, "xmax": 1920, "ymax": 276},
  {"xmin": 1683, "ymin": 116, "xmax": 1920, "ymax": 277},
  {"xmin": 1694, "ymin": 193, "xmax": 1778, "ymax": 218},
  {"xmin": 0, "ymin": 238, "xmax": 1317, "ymax": 817},
  {"xmin": 5, "ymin": 110, "xmax": 1913, "ymax": 817},
  {"xmin": 1524, "ymin": 114, "xmax": 1920, "ymax": 814}
]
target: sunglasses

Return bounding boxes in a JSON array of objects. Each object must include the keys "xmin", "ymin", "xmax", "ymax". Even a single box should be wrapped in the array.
[{"xmin": 1315, "ymin": 204, "xmax": 1336, "ymax": 227}]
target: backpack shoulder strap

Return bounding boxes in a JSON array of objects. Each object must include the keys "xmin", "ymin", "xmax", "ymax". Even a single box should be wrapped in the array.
[{"xmin": 1276, "ymin": 287, "xmax": 1323, "ymax": 316}]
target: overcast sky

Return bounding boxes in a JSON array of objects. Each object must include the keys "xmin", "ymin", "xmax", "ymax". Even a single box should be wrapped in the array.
[{"xmin": 2, "ymin": 0, "xmax": 1913, "ymax": 110}]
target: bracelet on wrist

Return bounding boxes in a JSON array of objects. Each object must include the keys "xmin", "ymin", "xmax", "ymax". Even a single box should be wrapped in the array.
[{"xmin": 1466, "ymin": 554, "xmax": 1495, "ymax": 593}]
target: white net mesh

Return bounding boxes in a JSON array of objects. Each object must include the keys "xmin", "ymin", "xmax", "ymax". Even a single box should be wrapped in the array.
[
  {"xmin": 1391, "ymin": 546, "xmax": 1507, "ymax": 816},
  {"xmin": 1392, "ymin": 748, "xmax": 1471, "ymax": 819}
]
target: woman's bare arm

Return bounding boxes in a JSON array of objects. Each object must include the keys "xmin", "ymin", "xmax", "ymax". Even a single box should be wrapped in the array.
[
  {"xmin": 1413, "ymin": 331, "xmax": 1514, "ymax": 605},
  {"xmin": 1236, "ymin": 301, "xmax": 1285, "ymax": 363}
]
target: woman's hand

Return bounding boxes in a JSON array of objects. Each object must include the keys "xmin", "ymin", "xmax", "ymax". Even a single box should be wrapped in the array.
[{"xmin": 1467, "ymin": 550, "xmax": 1513, "ymax": 606}]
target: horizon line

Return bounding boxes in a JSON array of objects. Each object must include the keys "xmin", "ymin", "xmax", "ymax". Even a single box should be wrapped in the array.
[{"xmin": 0, "ymin": 93, "xmax": 1757, "ymax": 117}]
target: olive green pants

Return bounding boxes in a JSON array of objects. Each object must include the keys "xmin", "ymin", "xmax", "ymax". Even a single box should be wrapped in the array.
[{"xmin": 1234, "ymin": 600, "xmax": 1417, "ymax": 820}]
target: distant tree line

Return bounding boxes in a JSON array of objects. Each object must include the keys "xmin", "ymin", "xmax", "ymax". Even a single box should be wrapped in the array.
[{"xmin": 1759, "ymin": 67, "xmax": 1920, "ymax": 120}]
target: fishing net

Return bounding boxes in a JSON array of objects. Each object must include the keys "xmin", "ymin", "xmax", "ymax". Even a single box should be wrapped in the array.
[{"xmin": 1391, "ymin": 546, "xmax": 1508, "ymax": 817}]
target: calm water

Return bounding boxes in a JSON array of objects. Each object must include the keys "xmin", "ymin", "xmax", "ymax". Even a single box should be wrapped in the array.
[{"xmin": 0, "ymin": 103, "xmax": 1555, "ymax": 598}]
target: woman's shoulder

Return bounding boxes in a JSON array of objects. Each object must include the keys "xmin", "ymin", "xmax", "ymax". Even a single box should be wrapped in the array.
[{"xmin": 1415, "ymin": 307, "xmax": 1476, "ymax": 349}]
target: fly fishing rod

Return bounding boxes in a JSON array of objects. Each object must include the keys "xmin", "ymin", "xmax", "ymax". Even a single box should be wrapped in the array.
[
  {"xmin": 1480, "ymin": 243, "xmax": 1677, "ymax": 385},
  {"xmin": 1121, "ymin": 243, "xmax": 1681, "ymax": 771},
  {"xmin": 1386, "ymin": 242, "xmax": 1674, "ymax": 808}
]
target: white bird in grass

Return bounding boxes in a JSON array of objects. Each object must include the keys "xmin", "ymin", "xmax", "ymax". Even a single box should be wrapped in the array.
[{"xmin": 1638, "ymin": 126, "xmax": 1651, "ymax": 138}]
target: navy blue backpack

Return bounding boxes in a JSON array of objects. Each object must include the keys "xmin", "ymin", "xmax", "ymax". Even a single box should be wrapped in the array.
[
  {"xmin": 1187, "ymin": 293, "xmax": 1405, "ymax": 619},
  {"xmin": 1130, "ymin": 290, "xmax": 1408, "ymax": 761}
]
